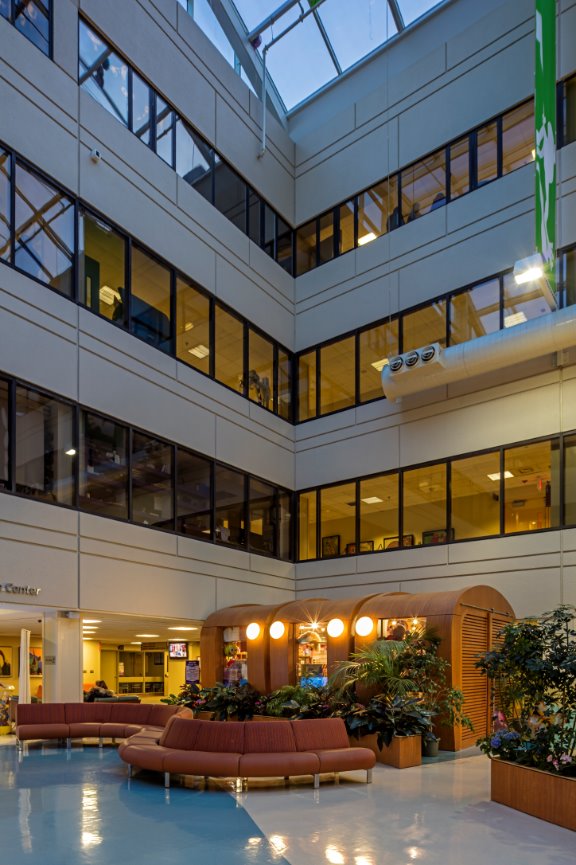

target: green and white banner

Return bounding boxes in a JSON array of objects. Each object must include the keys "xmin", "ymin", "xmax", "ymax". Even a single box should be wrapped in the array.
[{"xmin": 535, "ymin": 0, "xmax": 557, "ymax": 291}]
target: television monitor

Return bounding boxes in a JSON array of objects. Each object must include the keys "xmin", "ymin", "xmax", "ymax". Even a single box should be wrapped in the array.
[{"xmin": 168, "ymin": 641, "xmax": 188, "ymax": 659}]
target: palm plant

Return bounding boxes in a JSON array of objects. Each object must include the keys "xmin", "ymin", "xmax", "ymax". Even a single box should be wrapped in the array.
[{"xmin": 329, "ymin": 639, "xmax": 416, "ymax": 698}]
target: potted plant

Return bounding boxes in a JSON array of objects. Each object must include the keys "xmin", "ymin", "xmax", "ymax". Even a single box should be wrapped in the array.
[
  {"xmin": 201, "ymin": 682, "xmax": 262, "ymax": 721},
  {"xmin": 476, "ymin": 604, "xmax": 576, "ymax": 831}
]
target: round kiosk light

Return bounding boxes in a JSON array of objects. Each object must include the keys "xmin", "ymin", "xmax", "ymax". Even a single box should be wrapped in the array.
[
  {"xmin": 269, "ymin": 621, "xmax": 285, "ymax": 640},
  {"xmin": 246, "ymin": 622, "xmax": 260, "ymax": 640},
  {"xmin": 355, "ymin": 616, "xmax": 374, "ymax": 637},
  {"xmin": 327, "ymin": 618, "xmax": 345, "ymax": 638}
]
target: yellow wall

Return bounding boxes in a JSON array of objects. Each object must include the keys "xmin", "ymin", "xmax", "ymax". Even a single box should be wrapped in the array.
[{"xmin": 0, "ymin": 634, "xmax": 43, "ymax": 698}]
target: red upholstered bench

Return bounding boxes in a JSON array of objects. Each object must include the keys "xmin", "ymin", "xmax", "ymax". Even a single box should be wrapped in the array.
[{"xmin": 118, "ymin": 717, "xmax": 375, "ymax": 790}]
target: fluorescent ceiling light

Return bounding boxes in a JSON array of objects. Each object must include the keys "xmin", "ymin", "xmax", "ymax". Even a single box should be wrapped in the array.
[
  {"xmin": 513, "ymin": 253, "xmax": 545, "ymax": 285},
  {"xmin": 188, "ymin": 344, "xmax": 209, "ymax": 359},
  {"xmin": 487, "ymin": 471, "xmax": 514, "ymax": 481},
  {"xmin": 184, "ymin": 321, "xmax": 194, "ymax": 331},
  {"xmin": 504, "ymin": 311, "xmax": 527, "ymax": 328},
  {"xmin": 135, "ymin": 633, "xmax": 159, "ymax": 638},
  {"xmin": 130, "ymin": 641, "xmax": 142, "ymax": 645},
  {"xmin": 168, "ymin": 626, "xmax": 197, "ymax": 631},
  {"xmin": 65, "ymin": 448, "xmax": 76, "ymax": 456},
  {"xmin": 83, "ymin": 619, "xmax": 101, "ymax": 624},
  {"xmin": 358, "ymin": 232, "xmax": 376, "ymax": 246},
  {"xmin": 361, "ymin": 496, "xmax": 383, "ymax": 504},
  {"xmin": 371, "ymin": 358, "xmax": 389, "ymax": 372},
  {"xmin": 99, "ymin": 285, "xmax": 122, "ymax": 306}
]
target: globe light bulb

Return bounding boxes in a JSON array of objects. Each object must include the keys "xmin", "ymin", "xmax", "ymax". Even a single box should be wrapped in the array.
[
  {"xmin": 327, "ymin": 618, "xmax": 345, "ymax": 638},
  {"xmin": 269, "ymin": 621, "xmax": 285, "ymax": 639},
  {"xmin": 246, "ymin": 622, "xmax": 260, "ymax": 640},
  {"xmin": 355, "ymin": 616, "xmax": 374, "ymax": 637}
]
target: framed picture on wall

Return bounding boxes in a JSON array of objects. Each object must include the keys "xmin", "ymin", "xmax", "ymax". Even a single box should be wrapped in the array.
[
  {"xmin": 359, "ymin": 540, "xmax": 375, "ymax": 553},
  {"xmin": 422, "ymin": 529, "xmax": 454, "ymax": 545},
  {"xmin": 384, "ymin": 535, "xmax": 415, "ymax": 550},
  {"xmin": 29, "ymin": 647, "xmax": 43, "ymax": 676},
  {"xmin": 345, "ymin": 542, "xmax": 356, "ymax": 555},
  {"xmin": 0, "ymin": 647, "xmax": 12, "ymax": 677},
  {"xmin": 322, "ymin": 534, "xmax": 340, "ymax": 558}
]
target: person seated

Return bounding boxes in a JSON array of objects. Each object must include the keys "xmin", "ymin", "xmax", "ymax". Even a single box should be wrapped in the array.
[{"xmin": 84, "ymin": 680, "xmax": 114, "ymax": 702}]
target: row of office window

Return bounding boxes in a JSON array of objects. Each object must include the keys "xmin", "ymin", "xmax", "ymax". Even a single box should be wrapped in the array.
[
  {"xmin": 0, "ymin": 144, "xmax": 293, "ymax": 419},
  {"xmin": 0, "ymin": 375, "xmax": 293, "ymax": 560},
  {"xmin": 296, "ymin": 246, "xmax": 576, "ymax": 421},
  {"xmin": 298, "ymin": 434, "xmax": 576, "ymax": 561},
  {"xmin": 0, "ymin": 0, "xmax": 50, "ymax": 56},
  {"xmin": 78, "ymin": 18, "xmax": 294, "ymax": 274}
]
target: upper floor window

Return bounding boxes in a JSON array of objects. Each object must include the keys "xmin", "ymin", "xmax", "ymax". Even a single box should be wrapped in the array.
[{"xmin": 1, "ymin": 0, "xmax": 51, "ymax": 56}]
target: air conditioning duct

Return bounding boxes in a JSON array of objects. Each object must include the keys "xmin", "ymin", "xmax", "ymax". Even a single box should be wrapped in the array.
[{"xmin": 387, "ymin": 343, "xmax": 445, "ymax": 376}]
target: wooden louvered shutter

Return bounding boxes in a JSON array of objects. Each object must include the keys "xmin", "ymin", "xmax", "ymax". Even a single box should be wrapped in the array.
[{"xmin": 461, "ymin": 612, "xmax": 489, "ymax": 746}]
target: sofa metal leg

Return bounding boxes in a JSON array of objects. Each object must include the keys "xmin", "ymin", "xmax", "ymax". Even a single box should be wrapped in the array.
[
  {"xmin": 99, "ymin": 737, "xmax": 103, "ymax": 748},
  {"xmin": 314, "ymin": 774, "xmax": 320, "ymax": 789},
  {"xmin": 16, "ymin": 738, "xmax": 22, "ymax": 752},
  {"xmin": 66, "ymin": 738, "xmax": 71, "ymax": 750},
  {"xmin": 367, "ymin": 768, "xmax": 373, "ymax": 784},
  {"xmin": 128, "ymin": 764, "xmax": 132, "ymax": 778},
  {"xmin": 164, "ymin": 772, "xmax": 170, "ymax": 789}
]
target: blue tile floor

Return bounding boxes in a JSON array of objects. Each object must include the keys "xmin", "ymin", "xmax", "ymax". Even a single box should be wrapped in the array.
[{"xmin": 2, "ymin": 738, "xmax": 575, "ymax": 865}]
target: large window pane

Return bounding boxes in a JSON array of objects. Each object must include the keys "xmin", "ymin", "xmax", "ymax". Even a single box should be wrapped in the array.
[
  {"xmin": 0, "ymin": 380, "xmax": 9, "ymax": 489},
  {"xmin": 214, "ymin": 158, "xmax": 246, "ymax": 231},
  {"xmin": 320, "ymin": 482, "xmax": 356, "ymax": 559},
  {"xmin": 449, "ymin": 279, "xmax": 500, "ymax": 345},
  {"xmin": 278, "ymin": 348, "xmax": 292, "ymax": 421},
  {"xmin": 277, "ymin": 215, "xmax": 293, "ymax": 274},
  {"xmin": 176, "ymin": 449, "xmax": 211, "ymax": 538},
  {"xmin": 15, "ymin": 0, "xmax": 50, "ymax": 56},
  {"xmin": 359, "ymin": 474, "xmax": 399, "ymax": 551},
  {"xmin": 131, "ymin": 247, "xmax": 172, "ymax": 352},
  {"xmin": 0, "ymin": 148, "xmax": 10, "ymax": 261},
  {"xmin": 15, "ymin": 386, "xmax": 75, "ymax": 506},
  {"xmin": 561, "ymin": 246, "xmax": 576, "ymax": 309},
  {"xmin": 503, "ymin": 271, "xmax": 552, "ymax": 329},
  {"xmin": 14, "ymin": 162, "xmax": 74, "ymax": 296},
  {"xmin": 502, "ymin": 102, "xmax": 534, "ymax": 174},
  {"xmin": 278, "ymin": 490, "xmax": 292, "ymax": 561},
  {"xmin": 131, "ymin": 72, "xmax": 152, "ymax": 145},
  {"xmin": 319, "ymin": 337, "xmax": 355, "ymax": 415},
  {"xmin": 296, "ymin": 220, "xmax": 316, "ymax": 275},
  {"xmin": 155, "ymin": 95, "xmax": 175, "ymax": 167},
  {"xmin": 176, "ymin": 119, "xmax": 213, "ymax": 201},
  {"xmin": 318, "ymin": 211, "xmax": 335, "ymax": 264},
  {"xmin": 451, "ymin": 452, "xmax": 500, "ymax": 540},
  {"xmin": 80, "ymin": 412, "xmax": 128, "ymax": 519},
  {"xmin": 403, "ymin": 301, "xmax": 447, "ymax": 351},
  {"xmin": 449, "ymin": 136, "xmax": 469, "ymax": 200},
  {"xmin": 214, "ymin": 306, "xmax": 244, "ymax": 391},
  {"xmin": 262, "ymin": 203, "xmax": 275, "ymax": 257},
  {"xmin": 176, "ymin": 277, "xmax": 210, "ymax": 374},
  {"xmin": 249, "ymin": 478, "xmax": 276, "ymax": 555},
  {"xmin": 248, "ymin": 330, "xmax": 273, "ymax": 410},
  {"xmin": 564, "ymin": 434, "xmax": 576, "ymax": 526},
  {"xmin": 78, "ymin": 20, "xmax": 129, "ymax": 125},
  {"xmin": 131, "ymin": 432, "xmax": 173, "ymax": 528},
  {"xmin": 476, "ymin": 122, "xmax": 498, "ymax": 186},
  {"xmin": 214, "ymin": 465, "xmax": 246, "ymax": 546},
  {"xmin": 403, "ymin": 463, "xmax": 447, "ymax": 546},
  {"xmin": 401, "ymin": 152, "xmax": 446, "ymax": 222},
  {"xmin": 339, "ymin": 199, "xmax": 355, "ymax": 254},
  {"xmin": 359, "ymin": 177, "xmax": 399, "ymax": 243},
  {"xmin": 298, "ymin": 490, "xmax": 317, "ymax": 560},
  {"xmin": 359, "ymin": 320, "xmax": 399, "ymax": 402},
  {"xmin": 504, "ymin": 441, "xmax": 559, "ymax": 533},
  {"xmin": 79, "ymin": 209, "xmax": 127, "ymax": 323},
  {"xmin": 298, "ymin": 350, "xmax": 317, "ymax": 421},
  {"xmin": 565, "ymin": 76, "xmax": 576, "ymax": 146},
  {"xmin": 247, "ymin": 189, "xmax": 261, "ymax": 245}
]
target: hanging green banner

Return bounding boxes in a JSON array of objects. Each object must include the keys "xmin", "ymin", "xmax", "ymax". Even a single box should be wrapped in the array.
[{"xmin": 535, "ymin": 0, "xmax": 557, "ymax": 292}]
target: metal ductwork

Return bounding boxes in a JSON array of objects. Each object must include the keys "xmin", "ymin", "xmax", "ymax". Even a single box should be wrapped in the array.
[{"xmin": 381, "ymin": 305, "xmax": 576, "ymax": 402}]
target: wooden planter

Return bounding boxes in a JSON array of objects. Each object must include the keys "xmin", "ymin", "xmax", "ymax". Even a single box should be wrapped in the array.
[
  {"xmin": 491, "ymin": 758, "xmax": 576, "ymax": 832},
  {"xmin": 351, "ymin": 733, "xmax": 422, "ymax": 769}
]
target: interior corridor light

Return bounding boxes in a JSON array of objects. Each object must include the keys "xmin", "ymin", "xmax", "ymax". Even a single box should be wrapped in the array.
[
  {"xmin": 513, "ymin": 253, "xmax": 545, "ymax": 285},
  {"xmin": 269, "ymin": 621, "xmax": 285, "ymax": 640},
  {"xmin": 327, "ymin": 618, "xmax": 345, "ymax": 638},
  {"xmin": 355, "ymin": 616, "xmax": 374, "ymax": 637},
  {"xmin": 246, "ymin": 622, "xmax": 260, "ymax": 640},
  {"xmin": 358, "ymin": 232, "xmax": 376, "ymax": 246}
]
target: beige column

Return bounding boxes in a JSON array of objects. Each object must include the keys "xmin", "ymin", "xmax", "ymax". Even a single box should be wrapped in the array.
[{"xmin": 42, "ymin": 612, "xmax": 83, "ymax": 703}]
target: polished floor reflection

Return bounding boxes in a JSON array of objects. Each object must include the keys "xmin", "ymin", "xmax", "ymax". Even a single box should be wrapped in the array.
[{"xmin": 2, "ymin": 740, "xmax": 574, "ymax": 865}]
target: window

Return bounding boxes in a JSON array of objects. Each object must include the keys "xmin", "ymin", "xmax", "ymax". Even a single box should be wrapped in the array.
[
  {"xmin": 318, "ymin": 211, "xmax": 335, "ymax": 264},
  {"xmin": 319, "ymin": 337, "xmax": 355, "ymax": 415},
  {"xmin": 78, "ymin": 20, "xmax": 129, "ymax": 126},
  {"xmin": 401, "ymin": 152, "xmax": 446, "ymax": 222},
  {"xmin": 298, "ymin": 490, "xmax": 317, "ymax": 560},
  {"xmin": 476, "ymin": 122, "xmax": 498, "ymax": 186},
  {"xmin": 565, "ymin": 77, "xmax": 576, "ymax": 146},
  {"xmin": 296, "ymin": 220, "xmax": 316, "ymax": 275},
  {"xmin": 277, "ymin": 215, "xmax": 293, "ymax": 274},
  {"xmin": 449, "ymin": 137, "xmax": 469, "ymax": 200},
  {"xmin": 214, "ymin": 306, "xmax": 244, "ymax": 391},
  {"xmin": 504, "ymin": 441, "xmax": 559, "ymax": 533},
  {"xmin": 451, "ymin": 452, "xmax": 500, "ymax": 540},
  {"xmin": 214, "ymin": 158, "xmax": 246, "ymax": 231},
  {"xmin": 403, "ymin": 463, "xmax": 447, "ymax": 546},
  {"xmin": 0, "ymin": 380, "xmax": 9, "ymax": 489},
  {"xmin": 403, "ymin": 301, "xmax": 447, "ymax": 352},
  {"xmin": 214, "ymin": 465, "xmax": 246, "ymax": 546},
  {"xmin": 2, "ymin": 0, "xmax": 51, "ymax": 55},
  {"xmin": 176, "ymin": 449, "xmax": 211, "ymax": 538},
  {"xmin": 359, "ymin": 474, "xmax": 399, "ymax": 551},
  {"xmin": 278, "ymin": 348, "xmax": 292, "ymax": 421},
  {"xmin": 277, "ymin": 490, "xmax": 292, "ymax": 561},
  {"xmin": 80, "ymin": 412, "xmax": 128, "ymax": 519},
  {"xmin": 15, "ymin": 386, "xmax": 75, "ymax": 506},
  {"xmin": 14, "ymin": 162, "xmax": 74, "ymax": 297},
  {"xmin": 247, "ymin": 190, "xmax": 261, "ymax": 245},
  {"xmin": 561, "ymin": 246, "xmax": 576, "ymax": 309},
  {"xmin": 0, "ymin": 147, "xmax": 10, "ymax": 261},
  {"xmin": 502, "ymin": 272, "xmax": 552, "ymax": 329},
  {"xmin": 176, "ymin": 119, "xmax": 213, "ymax": 202},
  {"xmin": 564, "ymin": 434, "xmax": 576, "ymax": 526},
  {"xmin": 249, "ymin": 478, "xmax": 276, "ymax": 555},
  {"xmin": 338, "ymin": 199, "xmax": 355, "ymax": 254},
  {"xmin": 358, "ymin": 178, "xmax": 399, "ymax": 243},
  {"xmin": 131, "ymin": 72, "xmax": 152, "ymax": 145},
  {"xmin": 262, "ymin": 203, "xmax": 276, "ymax": 258},
  {"xmin": 248, "ymin": 330, "xmax": 274, "ymax": 411},
  {"xmin": 449, "ymin": 279, "xmax": 500, "ymax": 345},
  {"xmin": 320, "ymin": 482, "xmax": 356, "ymax": 558},
  {"xmin": 79, "ymin": 209, "xmax": 127, "ymax": 323},
  {"xmin": 130, "ymin": 247, "xmax": 172, "ymax": 352},
  {"xmin": 502, "ymin": 102, "xmax": 534, "ymax": 174},
  {"xmin": 155, "ymin": 95, "xmax": 175, "ymax": 168},
  {"xmin": 359, "ymin": 320, "xmax": 399, "ymax": 402},
  {"xmin": 131, "ymin": 432, "xmax": 173, "ymax": 528},
  {"xmin": 298, "ymin": 350, "xmax": 317, "ymax": 421},
  {"xmin": 176, "ymin": 277, "xmax": 210, "ymax": 375}
]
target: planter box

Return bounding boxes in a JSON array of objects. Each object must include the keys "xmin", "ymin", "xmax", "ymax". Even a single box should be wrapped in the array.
[
  {"xmin": 351, "ymin": 733, "xmax": 422, "ymax": 769},
  {"xmin": 491, "ymin": 758, "xmax": 576, "ymax": 832}
]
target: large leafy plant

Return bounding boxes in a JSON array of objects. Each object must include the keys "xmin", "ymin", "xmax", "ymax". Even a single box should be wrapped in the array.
[{"xmin": 340, "ymin": 694, "xmax": 431, "ymax": 750}]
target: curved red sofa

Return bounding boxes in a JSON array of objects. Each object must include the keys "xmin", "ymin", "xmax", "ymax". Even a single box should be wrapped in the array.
[
  {"xmin": 119, "ymin": 717, "xmax": 376, "ymax": 789},
  {"xmin": 15, "ymin": 702, "xmax": 193, "ymax": 748}
]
